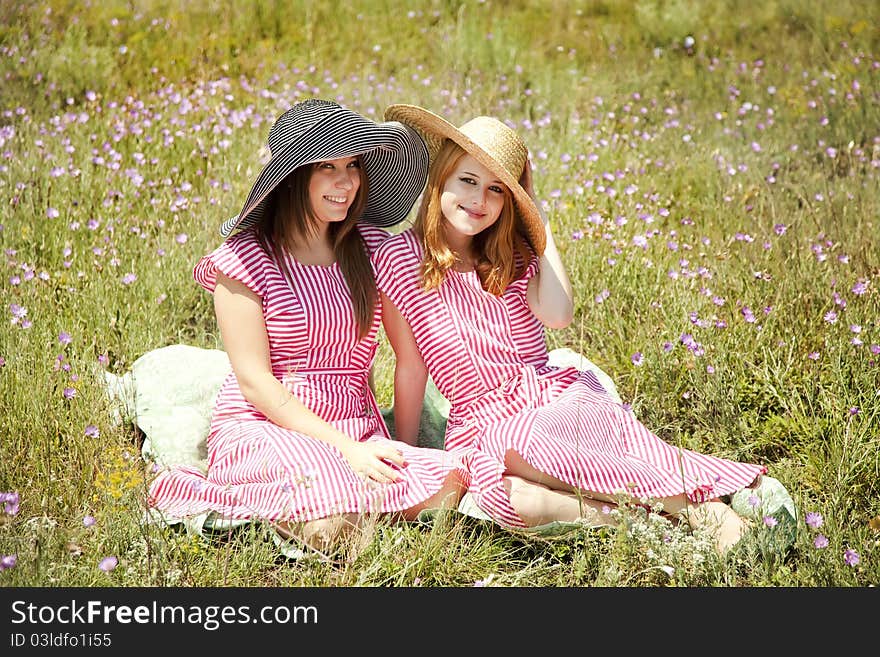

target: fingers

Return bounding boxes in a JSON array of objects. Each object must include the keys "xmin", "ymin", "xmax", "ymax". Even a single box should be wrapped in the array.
[
  {"xmin": 349, "ymin": 442, "xmax": 408, "ymax": 484},
  {"xmin": 519, "ymin": 157, "xmax": 534, "ymax": 183},
  {"xmin": 372, "ymin": 466, "xmax": 401, "ymax": 484},
  {"xmin": 354, "ymin": 457, "xmax": 406, "ymax": 485},
  {"xmin": 375, "ymin": 452, "xmax": 406, "ymax": 483},
  {"xmin": 356, "ymin": 463, "xmax": 400, "ymax": 485},
  {"xmin": 380, "ymin": 447, "xmax": 407, "ymax": 468}
]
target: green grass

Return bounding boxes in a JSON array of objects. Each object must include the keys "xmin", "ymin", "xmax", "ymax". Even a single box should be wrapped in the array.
[{"xmin": 0, "ymin": 0, "xmax": 878, "ymax": 587}]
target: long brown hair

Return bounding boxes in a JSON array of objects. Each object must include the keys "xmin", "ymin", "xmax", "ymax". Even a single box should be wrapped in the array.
[
  {"xmin": 414, "ymin": 140, "xmax": 530, "ymax": 296},
  {"xmin": 255, "ymin": 158, "xmax": 377, "ymax": 339}
]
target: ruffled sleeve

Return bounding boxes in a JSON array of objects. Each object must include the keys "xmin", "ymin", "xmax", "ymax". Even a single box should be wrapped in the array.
[
  {"xmin": 371, "ymin": 230, "xmax": 421, "ymax": 316},
  {"xmin": 506, "ymin": 245, "xmax": 540, "ymax": 298},
  {"xmin": 193, "ymin": 230, "xmax": 269, "ymax": 296},
  {"xmin": 357, "ymin": 223, "xmax": 393, "ymax": 257}
]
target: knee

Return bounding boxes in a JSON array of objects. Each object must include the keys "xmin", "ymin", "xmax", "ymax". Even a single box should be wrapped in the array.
[
  {"xmin": 428, "ymin": 471, "xmax": 467, "ymax": 509},
  {"xmin": 446, "ymin": 471, "xmax": 468, "ymax": 498},
  {"xmin": 505, "ymin": 475, "xmax": 550, "ymax": 521}
]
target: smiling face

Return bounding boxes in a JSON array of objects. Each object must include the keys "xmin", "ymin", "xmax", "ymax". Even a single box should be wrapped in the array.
[
  {"xmin": 439, "ymin": 153, "xmax": 507, "ymax": 240},
  {"xmin": 307, "ymin": 156, "xmax": 364, "ymax": 224}
]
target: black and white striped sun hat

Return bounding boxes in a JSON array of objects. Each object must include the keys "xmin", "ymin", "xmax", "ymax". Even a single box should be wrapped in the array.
[{"xmin": 219, "ymin": 99, "xmax": 429, "ymax": 238}]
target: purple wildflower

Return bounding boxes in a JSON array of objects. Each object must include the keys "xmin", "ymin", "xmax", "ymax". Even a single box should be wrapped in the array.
[
  {"xmin": 763, "ymin": 516, "xmax": 779, "ymax": 528},
  {"xmin": 2, "ymin": 491, "xmax": 20, "ymax": 516},
  {"xmin": 843, "ymin": 549, "xmax": 860, "ymax": 567},
  {"xmin": 83, "ymin": 515, "xmax": 96, "ymax": 527},
  {"xmin": 631, "ymin": 352, "xmax": 644, "ymax": 366},
  {"xmin": 84, "ymin": 424, "xmax": 100, "ymax": 438},
  {"xmin": 813, "ymin": 534, "xmax": 829, "ymax": 549},
  {"xmin": 805, "ymin": 511, "xmax": 823, "ymax": 529},
  {"xmin": 0, "ymin": 554, "xmax": 17, "ymax": 570},
  {"xmin": 9, "ymin": 303, "xmax": 27, "ymax": 322},
  {"xmin": 98, "ymin": 556, "xmax": 118, "ymax": 572},
  {"xmin": 58, "ymin": 331, "xmax": 72, "ymax": 345}
]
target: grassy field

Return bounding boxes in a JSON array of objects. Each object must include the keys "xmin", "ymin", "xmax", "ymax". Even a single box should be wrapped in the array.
[{"xmin": 0, "ymin": 0, "xmax": 878, "ymax": 588}]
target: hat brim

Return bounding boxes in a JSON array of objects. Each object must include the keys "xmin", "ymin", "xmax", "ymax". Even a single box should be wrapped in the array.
[
  {"xmin": 221, "ymin": 109, "xmax": 428, "ymax": 237},
  {"xmin": 384, "ymin": 104, "xmax": 545, "ymax": 255}
]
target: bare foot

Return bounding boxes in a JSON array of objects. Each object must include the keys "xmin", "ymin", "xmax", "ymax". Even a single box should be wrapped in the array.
[{"xmin": 681, "ymin": 501, "xmax": 750, "ymax": 555}]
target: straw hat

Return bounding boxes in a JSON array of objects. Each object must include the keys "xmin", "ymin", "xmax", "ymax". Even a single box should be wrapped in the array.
[
  {"xmin": 220, "ymin": 99, "xmax": 429, "ymax": 238},
  {"xmin": 384, "ymin": 104, "xmax": 545, "ymax": 255}
]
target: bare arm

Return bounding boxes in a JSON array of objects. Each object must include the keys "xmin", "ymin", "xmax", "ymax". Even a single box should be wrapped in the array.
[
  {"xmin": 214, "ymin": 272, "xmax": 404, "ymax": 482},
  {"xmin": 520, "ymin": 160, "xmax": 575, "ymax": 329},
  {"xmin": 380, "ymin": 292, "xmax": 427, "ymax": 446}
]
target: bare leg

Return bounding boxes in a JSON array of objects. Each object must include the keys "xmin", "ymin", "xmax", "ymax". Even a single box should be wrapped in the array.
[
  {"xmin": 503, "ymin": 450, "xmax": 749, "ymax": 553},
  {"xmin": 504, "ymin": 475, "xmax": 616, "ymax": 527},
  {"xmin": 502, "ymin": 451, "xmax": 617, "ymax": 526},
  {"xmin": 399, "ymin": 471, "xmax": 468, "ymax": 521},
  {"xmin": 503, "ymin": 450, "xmax": 620, "ymax": 504}
]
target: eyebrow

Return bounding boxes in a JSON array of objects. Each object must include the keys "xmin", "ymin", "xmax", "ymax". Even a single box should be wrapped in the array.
[{"xmin": 462, "ymin": 169, "xmax": 503, "ymax": 185}]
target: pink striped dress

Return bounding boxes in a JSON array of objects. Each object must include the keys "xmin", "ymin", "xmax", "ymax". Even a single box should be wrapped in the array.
[
  {"xmin": 373, "ymin": 229, "xmax": 766, "ymax": 529},
  {"xmin": 148, "ymin": 224, "xmax": 463, "ymax": 523}
]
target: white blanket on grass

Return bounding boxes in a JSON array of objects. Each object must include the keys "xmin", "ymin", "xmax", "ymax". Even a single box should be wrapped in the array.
[{"xmin": 105, "ymin": 345, "xmax": 795, "ymax": 549}]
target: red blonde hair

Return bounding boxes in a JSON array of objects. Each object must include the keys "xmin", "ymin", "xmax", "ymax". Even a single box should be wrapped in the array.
[{"xmin": 414, "ymin": 140, "xmax": 530, "ymax": 296}]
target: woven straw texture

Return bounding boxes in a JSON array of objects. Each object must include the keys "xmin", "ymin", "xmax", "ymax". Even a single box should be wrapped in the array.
[{"xmin": 385, "ymin": 104, "xmax": 546, "ymax": 255}]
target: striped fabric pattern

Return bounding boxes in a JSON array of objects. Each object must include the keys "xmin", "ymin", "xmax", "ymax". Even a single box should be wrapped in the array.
[
  {"xmin": 148, "ymin": 224, "xmax": 463, "ymax": 523},
  {"xmin": 219, "ymin": 99, "xmax": 429, "ymax": 237},
  {"xmin": 372, "ymin": 229, "xmax": 766, "ymax": 529}
]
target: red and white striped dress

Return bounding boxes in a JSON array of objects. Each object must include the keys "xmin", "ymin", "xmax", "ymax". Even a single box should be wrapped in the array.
[
  {"xmin": 373, "ymin": 229, "xmax": 766, "ymax": 529},
  {"xmin": 148, "ymin": 224, "xmax": 463, "ymax": 523}
]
